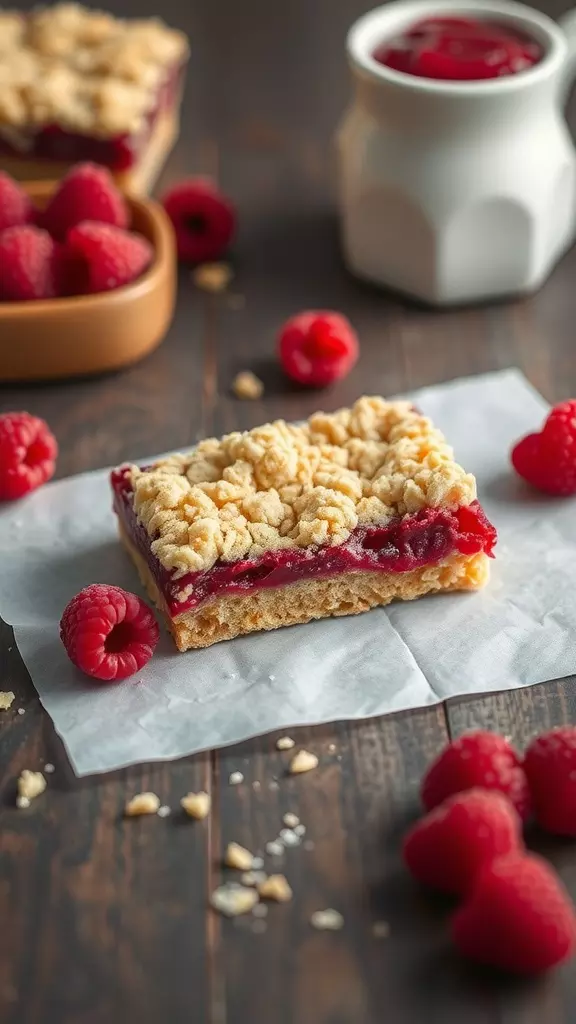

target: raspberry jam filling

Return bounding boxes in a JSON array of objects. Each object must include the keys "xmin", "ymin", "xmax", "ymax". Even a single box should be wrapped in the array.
[
  {"xmin": 373, "ymin": 16, "xmax": 542, "ymax": 81},
  {"xmin": 112, "ymin": 467, "xmax": 496, "ymax": 617},
  {"xmin": 0, "ymin": 63, "xmax": 184, "ymax": 172}
]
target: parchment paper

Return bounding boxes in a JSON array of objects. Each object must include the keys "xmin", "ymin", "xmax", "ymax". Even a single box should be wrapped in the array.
[{"xmin": 1, "ymin": 369, "xmax": 574, "ymax": 775}]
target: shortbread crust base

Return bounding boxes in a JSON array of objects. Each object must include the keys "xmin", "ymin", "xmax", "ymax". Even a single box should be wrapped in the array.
[
  {"xmin": 0, "ymin": 109, "xmax": 179, "ymax": 196},
  {"xmin": 118, "ymin": 522, "xmax": 490, "ymax": 652}
]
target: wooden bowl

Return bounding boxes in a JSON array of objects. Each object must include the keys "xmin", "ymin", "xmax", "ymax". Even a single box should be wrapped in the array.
[{"xmin": 0, "ymin": 181, "xmax": 176, "ymax": 381}]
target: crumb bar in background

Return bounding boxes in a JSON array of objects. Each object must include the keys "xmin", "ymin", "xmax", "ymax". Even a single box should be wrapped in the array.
[{"xmin": 0, "ymin": 4, "xmax": 188, "ymax": 194}]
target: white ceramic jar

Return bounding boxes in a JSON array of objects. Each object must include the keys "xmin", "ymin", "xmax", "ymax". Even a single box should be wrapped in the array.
[{"xmin": 337, "ymin": 0, "xmax": 576, "ymax": 305}]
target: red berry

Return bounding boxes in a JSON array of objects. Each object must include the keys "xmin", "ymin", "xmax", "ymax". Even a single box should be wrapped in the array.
[
  {"xmin": 0, "ymin": 171, "xmax": 34, "ymax": 233},
  {"xmin": 452, "ymin": 853, "xmax": 576, "ymax": 974},
  {"xmin": 278, "ymin": 311, "xmax": 359, "ymax": 387},
  {"xmin": 161, "ymin": 178, "xmax": 236, "ymax": 263},
  {"xmin": 60, "ymin": 584, "xmax": 159, "ymax": 682},
  {"xmin": 511, "ymin": 400, "xmax": 576, "ymax": 496},
  {"xmin": 0, "ymin": 412, "xmax": 58, "ymax": 500},
  {"xmin": 524, "ymin": 726, "xmax": 576, "ymax": 836},
  {"xmin": 422, "ymin": 730, "xmax": 531, "ymax": 821},
  {"xmin": 64, "ymin": 221, "xmax": 153, "ymax": 295},
  {"xmin": 0, "ymin": 226, "xmax": 59, "ymax": 301},
  {"xmin": 41, "ymin": 162, "xmax": 128, "ymax": 242},
  {"xmin": 403, "ymin": 789, "xmax": 523, "ymax": 896}
]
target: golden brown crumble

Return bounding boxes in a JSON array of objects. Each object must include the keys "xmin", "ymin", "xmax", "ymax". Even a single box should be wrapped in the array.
[
  {"xmin": 289, "ymin": 750, "xmax": 319, "ymax": 775},
  {"xmin": 124, "ymin": 792, "xmax": 161, "ymax": 816},
  {"xmin": 225, "ymin": 842, "xmax": 256, "ymax": 871},
  {"xmin": 0, "ymin": 4, "xmax": 188, "ymax": 137},
  {"xmin": 0, "ymin": 691, "xmax": 15, "ymax": 711},
  {"xmin": 310, "ymin": 909, "xmax": 344, "ymax": 931},
  {"xmin": 192, "ymin": 262, "xmax": 233, "ymax": 293},
  {"xmin": 128, "ymin": 396, "xmax": 476, "ymax": 578},
  {"xmin": 257, "ymin": 874, "xmax": 293, "ymax": 902},
  {"xmin": 276, "ymin": 736, "xmax": 295, "ymax": 751},
  {"xmin": 210, "ymin": 884, "xmax": 259, "ymax": 917},
  {"xmin": 17, "ymin": 769, "xmax": 46, "ymax": 808},
  {"xmin": 232, "ymin": 371, "xmax": 264, "ymax": 401},
  {"xmin": 180, "ymin": 791, "xmax": 211, "ymax": 819}
]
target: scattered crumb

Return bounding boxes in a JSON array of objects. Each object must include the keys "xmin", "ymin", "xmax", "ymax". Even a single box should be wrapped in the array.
[
  {"xmin": 252, "ymin": 919, "xmax": 267, "ymax": 934},
  {"xmin": 283, "ymin": 812, "xmax": 300, "ymax": 829},
  {"xmin": 252, "ymin": 903, "xmax": 269, "ymax": 918},
  {"xmin": 311, "ymin": 909, "xmax": 344, "ymax": 931},
  {"xmin": 225, "ymin": 842, "xmax": 256, "ymax": 871},
  {"xmin": 328, "ymin": 743, "xmax": 337, "ymax": 754},
  {"xmin": 258, "ymin": 874, "xmax": 293, "ymax": 903},
  {"xmin": 252, "ymin": 856, "xmax": 264, "ymax": 870},
  {"xmin": 17, "ymin": 708, "xmax": 25, "ymax": 716},
  {"xmin": 232, "ymin": 370, "xmax": 264, "ymax": 401},
  {"xmin": 227, "ymin": 292, "xmax": 245, "ymax": 310},
  {"xmin": 125, "ymin": 792, "xmax": 161, "ymax": 817},
  {"xmin": 372, "ymin": 921, "xmax": 391, "ymax": 939},
  {"xmin": 269, "ymin": 780, "xmax": 280, "ymax": 792},
  {"xmin": 241, "ymin": 870, "xmax": 268, "ymax": 887},
  {"xmin": 229, "ymin": 771, "xmax": 244, "ymax": 786},
  {"xmin": 276, "ymin": 736, "xmax": 295, "ymax": 751},
  {"xmin": 210, "ymin": 883, "xmax": 259, "ymax": 917},
  {"xmin": 0, "ymin": 691, "xmax": 15, "ymax": 711},
  {"xmin": 181, "ymin": 791, "xmax": 211, "ymax": 820},
  {"xmin": 279, "ymin": 828, "xmax": 301, "ymax": 848},
  {"xmin": 192, "ymin": 262, "xmax": 233, "ymax": 293},
  {"xmin": 294, "ymin": 824, "xmax": 306, "ymax": 837},
  {"xmin": 268, "ymin": 674, "xmax": 275, "ymax": 681},
  {"xmin": 289, "ymin": 750, "xmax": 319, "ymax": 775},
  {"xmin": 44, "ymin": 763, "xmax": 55, "ymax": 774},
  {"xmin": 266, "ymin": 840, "xmax": 284, "ymax": 857},
  {"xmin": 303, "ymin": 839, "xmax": 315, "ymax": 851},
  {"xmin": 17, "ymin": 770, "xmax": 46, "ymax": 809},
  {"xmin": 252, "ymin": 780, "xmax": 261, "ymax": 791},
  {"xmin": 157, "ymin": 805, "xmax": 171, "ymax": 818}
]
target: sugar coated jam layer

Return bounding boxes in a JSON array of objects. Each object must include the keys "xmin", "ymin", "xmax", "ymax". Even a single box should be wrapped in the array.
[
  {"xmin": 112, "ymin": 467, "xmax": 497, "ymax": 617},
  {"xmin": 373, "ymin": 16, "xmax": 542, "ymax": 81}
]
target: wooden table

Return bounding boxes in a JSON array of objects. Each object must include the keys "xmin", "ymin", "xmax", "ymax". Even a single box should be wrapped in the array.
[{"xmin": 2, "ymin": 0, "xmax": 576, "ymax": 1020}]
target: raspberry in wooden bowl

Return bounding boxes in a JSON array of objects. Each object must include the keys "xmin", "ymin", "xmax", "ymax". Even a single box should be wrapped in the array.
[{"xmin": 0, "ymin": 180, "xmax": 176, "ymax": 381}]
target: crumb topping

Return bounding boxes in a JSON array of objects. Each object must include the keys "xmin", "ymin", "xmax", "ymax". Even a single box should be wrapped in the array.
[
  {"xmin": 128, "ymin": 396, "xmax": 476, "ymax": 578},
  {"xmin": 17, "ymin": 769, "xmax": 46, "ymax": 808},
  {"xmin": 225, "ymin": 842, "xmax": 255, "ymax": 871},
  {"xmin": 181, "ymin": 791, "xmax": 211, "ymax": 819},
  {"xmin": 232, "ymin": 370, "xmax": 264, "ymax": 401},
  {"xmin": 258, "ymin": 874, "xmax": 293, "ymax": 902},
  {"xmin": 276, "ymin": 736, "xmax": 295, "ymax": 751},
  {"xmin": 289, "ymin": 750, "xmax": 319, "ymax": 775},
  {"xmin": 124, "ymin": 791, "xmax": 161, "ymax": 816},
  {"xmin": 0, "ymin": 4, "xmax": 188, "ymax": 137},
  {"xmin": 210, "ymin": 883, "xmax": 259, "ymax": 917}
]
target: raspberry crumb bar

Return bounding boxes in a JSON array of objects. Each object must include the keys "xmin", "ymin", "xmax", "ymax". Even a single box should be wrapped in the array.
[
  {"xmin": 0, "ymin": 4, "xmax": 188, "ymax": 194},
  {"xmin": 111, "ymin": 397, "xmax": 496, "ymax": 651}
]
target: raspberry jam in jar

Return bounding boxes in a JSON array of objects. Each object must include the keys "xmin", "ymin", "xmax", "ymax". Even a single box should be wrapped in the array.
[{"xmin": 373, "ymin": 15, "xmax": 543, "ymax": 80}]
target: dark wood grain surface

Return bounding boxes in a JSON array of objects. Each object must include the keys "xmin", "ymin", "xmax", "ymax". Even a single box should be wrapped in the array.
[{"xmin": 2, "ymin": 0, "xmax": 576, "ymax": 1021}]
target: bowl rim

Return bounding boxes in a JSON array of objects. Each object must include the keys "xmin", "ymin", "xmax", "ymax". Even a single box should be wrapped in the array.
[{"xmin": 0, "ymin": 181, "xmax": 173, "ymax": 318}]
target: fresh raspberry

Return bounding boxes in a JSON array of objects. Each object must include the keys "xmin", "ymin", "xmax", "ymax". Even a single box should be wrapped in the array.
[
  {"xmin": 161, "ymin": 178, "xmax": 236, "ymax": 263},
  {"xmin": 452, "ymin": 853, "xmax": 576, "ymax": 974},
  {"xmin": 403, "ymin": 789, "xmax": 522, "ymax": 896},
  {"xmin": 63, "ymin": 221, "xmax": 153, "ymax": 295},
  {"xmin": 0, "ymin": 226, "xmax": 59, "ymax": 301},
  {"xmin": 0, "ymin": 412, "xmax": 58, "ymax": 500},
  {"xmin": 524, "ymin": 726, "xmax": 576, "ymax": 836},
  {"xmin": 0, "ymin": 171, "xmax": 34, "ymax": 233},
  {"xmin": 60, "ymin": 584, "xmax": 159, "ymax": 682},
  {"xmin": 41, "ymin": 162, "xmax": 128, "ymax": 242},
  {"xmin": 278, "ymin": 311, "xmax": 359, "ymax": 387},
  {"xmin": 511, "ymin": 399, "xmax": 576, "ymax": 496},
  {"xmin": 421, "ymin": 730, "xmax": 531, "ymax": 821}
]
